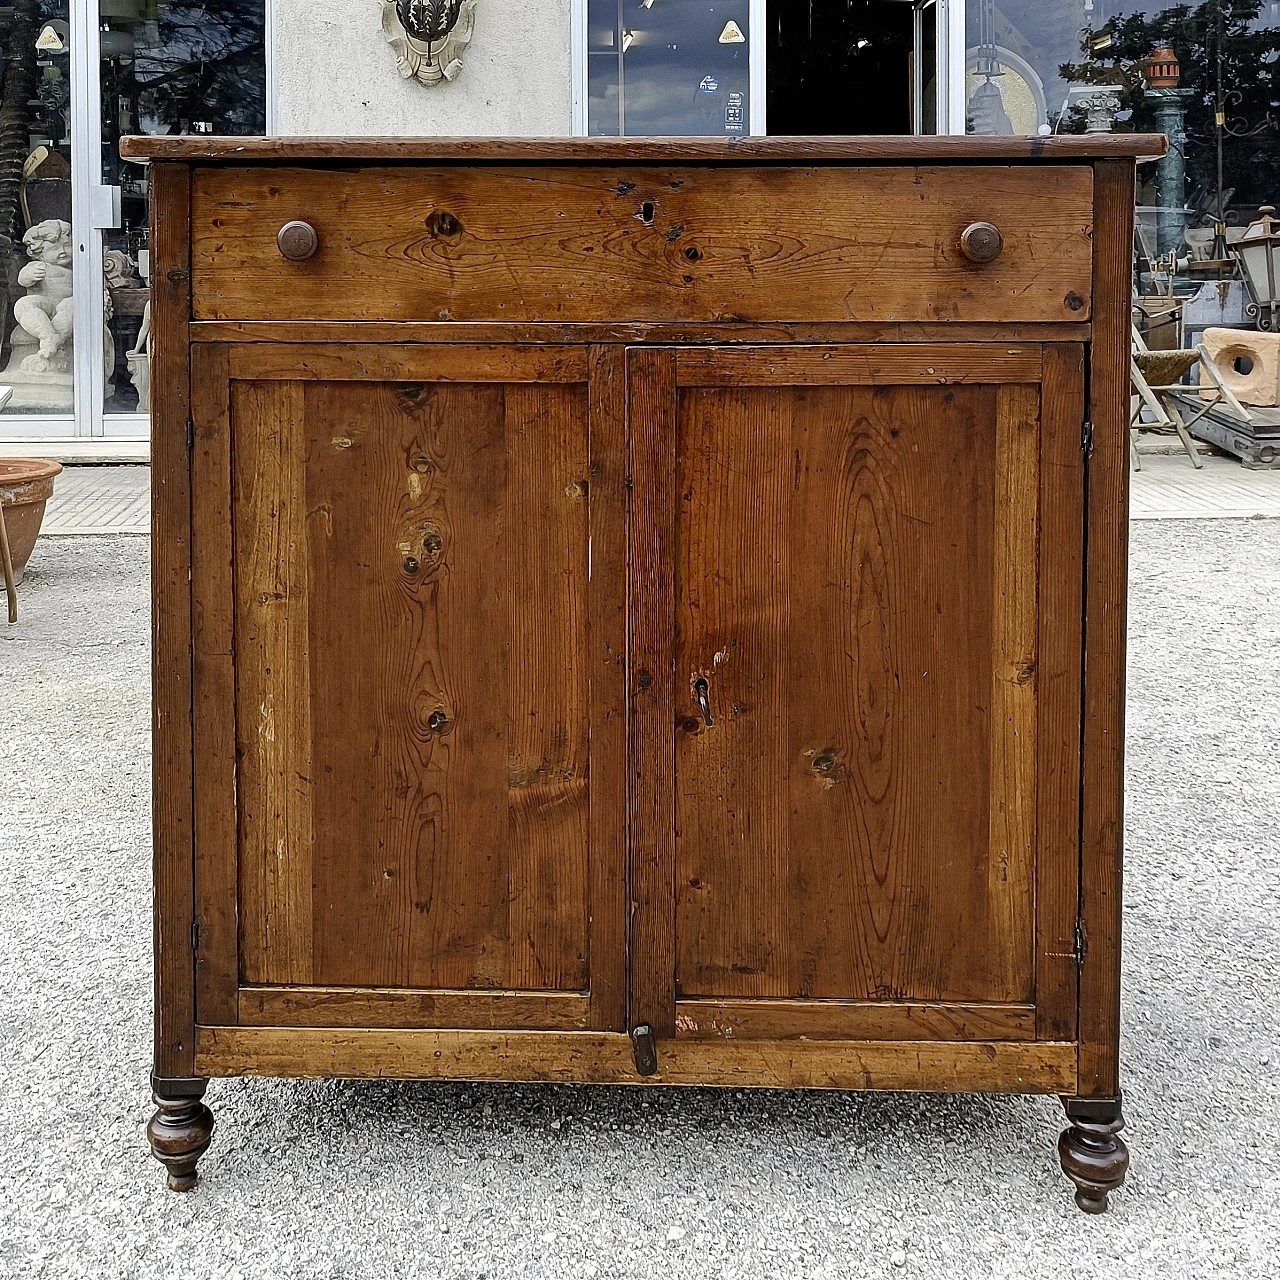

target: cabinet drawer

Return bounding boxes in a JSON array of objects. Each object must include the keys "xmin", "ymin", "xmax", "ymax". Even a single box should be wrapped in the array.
[{"xmin": 190, "ymin": 164, "xmax": 1094, "ymax": 325}]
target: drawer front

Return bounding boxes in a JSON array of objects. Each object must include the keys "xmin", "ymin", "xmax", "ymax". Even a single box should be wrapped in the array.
[{"xmin": 191, "ymin": 164, "xmax": 1094, "ymax": 324}]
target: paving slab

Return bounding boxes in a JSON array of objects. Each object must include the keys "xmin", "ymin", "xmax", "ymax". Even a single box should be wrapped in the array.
[{"xmin": 40, "ymin": 465, "xmax": 149, "ymax": 536}]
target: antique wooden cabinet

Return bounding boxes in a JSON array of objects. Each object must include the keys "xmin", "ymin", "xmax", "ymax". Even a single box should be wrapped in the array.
[{"xmin": 123, "ymin": 134, "xmax": 1163, "ymax": 1210}]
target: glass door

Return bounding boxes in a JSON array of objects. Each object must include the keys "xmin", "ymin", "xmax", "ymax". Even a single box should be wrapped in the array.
[
  {"xmin": 96, "ymin": 0, "xmax": 266, "ymax": 439},
  {"xmin": 0, "ymin": 0, "xmax": 265, "ymax": 450},
  {"xmin": 0, "ymin": 0, "xmax": 78, "ymax": 440}
]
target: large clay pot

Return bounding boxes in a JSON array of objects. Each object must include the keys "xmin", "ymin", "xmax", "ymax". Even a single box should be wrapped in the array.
[{"xmin": 0, "ymin": 458, "xmax": 62, "ymax": 583}]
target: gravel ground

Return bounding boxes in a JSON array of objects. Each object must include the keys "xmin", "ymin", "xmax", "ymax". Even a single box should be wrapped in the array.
[{"xmin": 0, "ymin": 527, "xmax": 1277, "ymax": 1280}]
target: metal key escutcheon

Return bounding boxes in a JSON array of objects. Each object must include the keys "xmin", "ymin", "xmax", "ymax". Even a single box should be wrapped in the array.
[
  {"xmin": 694, "ymin": 677, "xmax": 713, "ymax": 726},
  {"xmin": 630, "ymin": 1025, "xmax": 658, "ymax": 1077}
]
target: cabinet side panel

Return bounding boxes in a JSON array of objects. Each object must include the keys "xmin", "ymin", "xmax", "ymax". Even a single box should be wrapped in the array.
[
  {"xmin": 987, "ymin": 385, "xmax": 1040, "ymax": 999},
  {"xmin": 234, "ymin": 380, "xmax": 316, "ymax": 987},
  {"xmin": 587, "ymin": 346, "xmax": 630, "ymax": 1030},
  {"xmin": 151, "ymin": 162, "xmax": 196, "ymax": 1076},
  {"xmin": 628, "ymin": 349, "xmax": 679, "ymax": 1036},
  {"xmin": 504, "ymin": 385, "xmax": 591, "ymax": 992},
  {"xmin": 191, "ymin": 344, "xmax": 239, "ymax": 1023},
  {"xmin": 1036, "ymin": 344, "xmax": 1086, "ymax": 1041},
  {"xmin": 1079, "ymin": 162, "xmax": 1135, "ymax": 1094}
]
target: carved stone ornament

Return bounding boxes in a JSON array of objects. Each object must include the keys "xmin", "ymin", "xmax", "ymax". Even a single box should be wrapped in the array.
[{"xmin": 380, "ymin": 0, "xmax": 476, "ymax": 87}]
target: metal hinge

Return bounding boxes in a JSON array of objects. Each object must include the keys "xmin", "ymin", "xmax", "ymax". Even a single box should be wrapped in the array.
[
  {"xmin": 1082, "ymin": 419, "xmax": 1095, "ymax": 459},
  {"xmin": 191, "ymin": 920, "xmax": 200, "ymax": 952},
  {"xmin": 1074, "ymin": 922, "xmax": 1088, "ymax": 968},
  {"xmin": 186, "ymin": 418, "xmax": 194, "ymax": 452}
]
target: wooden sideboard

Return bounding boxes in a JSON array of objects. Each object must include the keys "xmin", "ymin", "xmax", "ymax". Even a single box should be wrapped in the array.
[{"xmin": 123, "ymin": 134, "xmax": 1164, "ymax": 1211}]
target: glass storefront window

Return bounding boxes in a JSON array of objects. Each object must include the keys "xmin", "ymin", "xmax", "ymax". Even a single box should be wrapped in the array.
[
  {"xmin": 101, "ymin": 1, "xmax": 265, "ymax": 416},
  {"xmin": 965, "ymin": 1, "xmax": 1280, "ymax": 259},
  {"xmin": 586, "ymin": 0, "xmax": 752, "ymax": 136},
  {"xmin": 580, "ymin": 1, "xmax": 949, "ymax": 138},
  {"xmin": 0, "ymin": 1, "xmax": 76, "ymax": 418},
  {"xmin": 0, "ymin": 0, "xmax": 264, "ymax": 438}
]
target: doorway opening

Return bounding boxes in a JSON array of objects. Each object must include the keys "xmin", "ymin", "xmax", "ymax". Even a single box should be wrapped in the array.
[{"xmin": 767, "ymin": 0, "xmax": 937, "ymax": 135}]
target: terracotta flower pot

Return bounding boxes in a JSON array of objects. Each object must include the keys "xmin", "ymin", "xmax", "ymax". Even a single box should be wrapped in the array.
[{"xmin": 0, "ymin": 458, "xmax": 62, "ymax": 583}]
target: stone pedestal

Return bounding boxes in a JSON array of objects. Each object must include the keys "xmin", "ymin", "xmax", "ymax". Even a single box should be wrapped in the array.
[{"xmin": 1145, "ymin": 87, "xmax": 1194, "ymax": 256}]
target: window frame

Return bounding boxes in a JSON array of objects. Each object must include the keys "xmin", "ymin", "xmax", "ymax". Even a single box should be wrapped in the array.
[{"xmin": 570, "ymin": 0, "xmax": 968, "ymax": 137}]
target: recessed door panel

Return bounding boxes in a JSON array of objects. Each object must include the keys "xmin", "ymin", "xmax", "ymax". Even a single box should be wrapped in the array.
[
  {"xmin": 627, "ymin": 344, "xmax": 1085, "ymax": 1040},
  {"xmin": 191, "ymin": 344, "xmax": 628, "ymax": 1031}
]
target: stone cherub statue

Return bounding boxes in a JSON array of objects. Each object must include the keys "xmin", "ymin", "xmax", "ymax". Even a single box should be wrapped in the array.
[{"xmin": 12, "ymin": 218, "xmax": 74, "ymax": 372}]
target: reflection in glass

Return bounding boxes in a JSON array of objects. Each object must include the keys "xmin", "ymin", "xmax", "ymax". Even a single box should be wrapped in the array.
[
  {"xmin": 768, "ymin": 0, "xmax": 936, "ymax": 136},
  {"xmin": 0, "ymin": 0, "xmax": 75, "ymax": 415},
  {"xmin": 587, "ymin": 0, "xmax": 751, "ymax": 137},
  {"xmin": 964, "ymin": 1, "xmax": 1280, "ymax": 222},
  {"xmin": 103, "ymin": 1, "xmax": 265, "ymax": 413}
]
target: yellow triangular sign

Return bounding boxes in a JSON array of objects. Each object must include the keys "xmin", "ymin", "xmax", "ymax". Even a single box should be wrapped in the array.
[
  {"xmin": 35, "ymin": 23, "xmax": 65, "ymax": 52},
  {"xmin": 719, "ymin": 20, "xmax": 746, "ymax": 44}
]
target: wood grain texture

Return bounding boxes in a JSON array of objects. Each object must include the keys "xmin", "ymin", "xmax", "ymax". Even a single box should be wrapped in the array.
[
  {"xmin": 1079, "ymin": 161, "xmax": 1135, "ymax": 1095},
  {"xmin": 1036, "ymin": 345, "xmax": 1087, "ymax": 1041},
  {"xmin": 292, "ymin": 376, "xmax": 590, "ymax": 992},
  {"xmin": 231, "ymin": 344, "xmax": 587, "ymax": 382},
  {"xmin": 190, "ymin": 166, "xmax": 1094, "ymax": 324},
  {"xmin": 196, "ymin": 1027, "xmax": 1078, "ymax": 1093},
  {"xmin": 587, "ymin": 346, "xmax": 629, "ymax": 1030},
  {"xmin": 676, "ymin": 345, "xmax": 1042, "ymax": 386},
  {"xmin": 628, "ymin": 348, "xmax": 678, "ymax": 1036},
  {"xmin": 674, "ymin": 373, "xmax": 1027, "ymax": 1004},
  {"xmin": 505, "ymin": 381, "xmax": 591, "ymax": 991},
  {"xmin": 674, "ymin": 999, "xmax": 1035, "ymax": 1042},
  {"xmin": 225, "ymin": 350, "xmax": 604, "ymax": 1014},
  {"xmin": 238, "ymin": 988, "xmax": 591, "ymax": 1030},
  {"xmin": 150, "ymin": 162, "xmax": 196, "ymax": 1077},
  {"xmin": 189, "ymin": 343, "xmax": 238, "ymax": 1023},
  {"xmin": 122, "ymin": 133, "xmax": 1166, "ymax": 161},
  {"xmin": 193, "ymin": 320, "xmax": 1093, "ymax": 346},
  {"xmin": 986, "ymin": 384, "xmax": 1040, "ymax": 999},
  {"xmin": 233, "ymin": 379, "xmax": 315, "ymax": 986}
]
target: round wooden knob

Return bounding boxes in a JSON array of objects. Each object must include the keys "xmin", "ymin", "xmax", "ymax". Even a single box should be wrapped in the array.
[
  {"xmin": 277, "ymin": 220, "xmax": 319, "ymax": 261},
  {"xmin": 959, "ymin": 222, "xmax": 1004, "ymax": 264}
]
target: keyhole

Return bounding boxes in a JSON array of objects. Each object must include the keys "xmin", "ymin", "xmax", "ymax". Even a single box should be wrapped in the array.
[{"xmin": 640, "ymin": 201, "xmax": 655, "ymax": 224}]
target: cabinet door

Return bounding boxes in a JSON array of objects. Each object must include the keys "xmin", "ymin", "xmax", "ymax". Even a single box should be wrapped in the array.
[
  {"xmin": 629, "ymin": 344, "xmax": 1085, "ymax": 1044},
  {"xmin": 190, "ymin": 344, "xmax": 627, "ymax": 1032}
]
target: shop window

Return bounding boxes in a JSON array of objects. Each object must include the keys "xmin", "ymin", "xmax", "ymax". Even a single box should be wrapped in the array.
[
  {"xmin": 0, "ymin": 0, "xmax": 265, "ymax": 441},
  {"xmin": 585, "ymin": 0, "xmax": 753, "ymax": 136},
  {"xmin": 580, "ymin": 0, "xmax": 943, "ymax": 137},
  {"xmin": 768, "ymin": 0, "xmax": 937, "ymax": 135},
  {"xmin": 965, "ymin": 0, "xmax": 1280, "ymax": 256}
]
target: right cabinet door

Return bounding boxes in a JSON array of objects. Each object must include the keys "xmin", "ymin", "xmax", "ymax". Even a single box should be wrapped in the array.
[{"xmin": 665, "ymin": 343, "xmax": 1085, "ymax": 1046}]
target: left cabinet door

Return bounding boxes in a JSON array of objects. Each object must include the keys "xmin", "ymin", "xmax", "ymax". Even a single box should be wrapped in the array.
[{"xmin": 188, "ymin": 343, "xmax": 628, "ymax": 1033}]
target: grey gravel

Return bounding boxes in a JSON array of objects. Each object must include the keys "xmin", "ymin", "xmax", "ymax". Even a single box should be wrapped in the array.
[{"xmin": 1, "ymin": 526, "xmax": 1278, "ymax": 1280}]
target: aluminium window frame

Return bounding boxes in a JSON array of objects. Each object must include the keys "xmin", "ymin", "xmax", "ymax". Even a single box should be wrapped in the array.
[{"xmin": 570, "ymin": 0, "xmax": 968, "ymax": 137}]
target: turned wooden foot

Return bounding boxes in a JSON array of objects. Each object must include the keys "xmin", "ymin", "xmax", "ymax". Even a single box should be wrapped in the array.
[
  {"xmin": 147, "ymin": 1076, "xmax": 214, "ymax": 1191},
  {"xmin": 1058, "ymin": 1095, "xmax": 1129, "ymax": 1214}
]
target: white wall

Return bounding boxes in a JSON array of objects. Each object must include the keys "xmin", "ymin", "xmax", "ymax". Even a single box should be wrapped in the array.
[{"xmin": 273, "ymin": 0, "xmax": 573, "ymax": 137}]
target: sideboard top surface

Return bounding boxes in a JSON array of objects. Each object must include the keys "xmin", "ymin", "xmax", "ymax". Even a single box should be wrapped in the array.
[{"xmin": 121, "ymin": 133, "xmax": 1168, "ymax": 164}]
